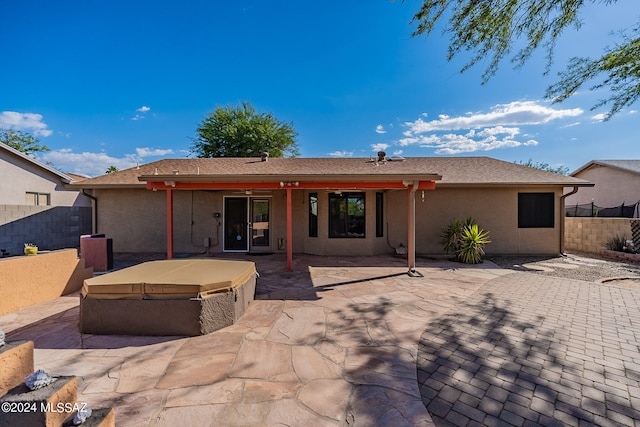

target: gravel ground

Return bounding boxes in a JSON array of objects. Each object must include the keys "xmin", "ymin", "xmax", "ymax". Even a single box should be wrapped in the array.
[{"xmin": 487, "ymin": 252, "xmax": 640, "ymax": 289}]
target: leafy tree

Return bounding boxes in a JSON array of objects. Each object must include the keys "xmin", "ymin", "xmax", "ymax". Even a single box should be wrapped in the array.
[
  {"xmin": 409, "ymin": 0, "xmax": 640, "ymax": 119},
  {"xmin": 0, "ymin": 128, "xmax": 50, "ymax": 155},
  {"xmin": 105, "ymin": 166, "xmax": 119, "ymax": 174},
  {"xmin": 191, "ymin": 101, "xmax": 300, "ymax": 158},
  {"xmin": 515, "ymin": 159, "xmax": 570, "ymax": 175}
]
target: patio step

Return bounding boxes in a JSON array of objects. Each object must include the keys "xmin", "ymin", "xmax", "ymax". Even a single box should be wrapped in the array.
[
  {"xmin": 0, "ymin": 376, "xmax": 77, "ymax": 427},
  {"xmin": 0, "ymin": 340, "xmax": 116, "ymax": 427},
  {"xmin": 0, "ymin": 340, "xmax": 33, "ymax": 396}
]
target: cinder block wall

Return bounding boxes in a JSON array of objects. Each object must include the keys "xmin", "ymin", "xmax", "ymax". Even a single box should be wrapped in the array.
[
  {"xmin": 564, "ymin": 217, "xmax": 632, "ymax": 254},
  {"xmin": 0, "ymin": 205, "xmax": 91, "ymax": 256}
]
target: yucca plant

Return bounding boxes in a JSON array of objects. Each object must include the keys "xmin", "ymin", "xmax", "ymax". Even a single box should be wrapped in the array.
[
  {"xmin": 457, "ymin": 224, "xmax": 491, "ymax": 264},
  {"xmin": 441, "ymin": 218, "xmax": 491, "ymax": 264},
  {"xmin": 440, "ymin": 217, "xmax": 476, "ymax": 256}
]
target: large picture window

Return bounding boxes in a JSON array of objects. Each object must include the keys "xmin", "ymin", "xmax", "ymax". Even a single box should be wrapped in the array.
[
  {"xmin": 518, "ymin": 193, "xmax": 554, "ymax": 228},
  {"xmin": 329, "ymin": 193, "xmax": 365, "ymax": 238}
]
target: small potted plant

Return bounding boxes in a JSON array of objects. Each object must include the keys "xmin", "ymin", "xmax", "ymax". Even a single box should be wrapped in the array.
[{"xmin": 24, "ymin": 243, "xmax": 38, "ymax": 255}]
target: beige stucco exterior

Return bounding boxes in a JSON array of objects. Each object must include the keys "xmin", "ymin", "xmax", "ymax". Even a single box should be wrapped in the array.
[
  {"xmin": 0, "ymin": 249, "xmax": 93, "ymax": 316},
  {"xmin": 566, "ymin": 163, "xmax": 640, "ymax": 208},
  {"xmin": 95, "ymin": 185, "xmax": 564, "ymax": 256},
  {"xmin": 0, "ymin": 143, "xmax": 89, "ymax": 207}
]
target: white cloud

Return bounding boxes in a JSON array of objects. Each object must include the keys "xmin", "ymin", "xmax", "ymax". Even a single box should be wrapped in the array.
[
  {"xmin": 39, "ymin": 149, "xmax": 140, "ymax": 176},
  {"xmin": 328, "ymin": 150, "xmax": 354, "ymax": 157},
  {"xmin": 371, "ymin": 143, "xmax": 389, "ymax": 152},
  {"xmin": 136, "ymin": 147, "xmax": 174, "ymax": 157},
  {"xmin": 0, "ymin": 111, "xmax": 53, "ymax": 137},
  {"xmin": 403, "ymin": 101, "xmax": 583, "ymax": 134},
  {"xmin": 132, "ymin": 105, "xmax": 151, "ymax": 120},
  {"xmin": 375, "ymin": 124, "xmax": 386, "ymax": 134},
  {"xmin": 38, "ymin": 145, "xmax": 174, "ymax": 177},
  {"xmin": 591, "ymin": 113, "xmax": 608, "ymax": 122},
  {"xmin": 395, "ymin": 100, "xmax": 581, "ymax": 154},
  {"xmin": 399, "ymin": 126, "xmax": 538, "ymax": 154}
]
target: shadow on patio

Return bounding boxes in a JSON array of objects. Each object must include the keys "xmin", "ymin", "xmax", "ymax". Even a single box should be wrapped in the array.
[{"xmin": 417, "ymin": 274, "xmax": 640, "ymax": 426}]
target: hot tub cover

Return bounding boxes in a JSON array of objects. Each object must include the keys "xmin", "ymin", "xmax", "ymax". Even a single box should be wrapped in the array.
[{"xmin": 82, "ymin": 259, "xmax": 256, "ymax": 299}]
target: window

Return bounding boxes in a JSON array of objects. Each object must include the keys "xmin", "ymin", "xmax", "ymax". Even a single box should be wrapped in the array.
[
  {"xmin": 376, "ymin": 192, "xmax": 384, "ymax": 237},
  {"xmin": 25, "ymin": 192, "xmax": 50, "ymax": 206},
  {"xmin": 309, "ymin": 193, "xmax": 318, "ymax": 237},
  {"xmin": 329, "ymin": 193, "xmax": 365, "ymax": 238},
  {"xmin": 518, "ymin": 193, "xmax": 554, "ymax": 228}
]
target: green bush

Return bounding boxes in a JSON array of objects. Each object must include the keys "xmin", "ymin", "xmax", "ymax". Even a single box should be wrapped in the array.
[
  {"xmin": 441, "ymin": 218, "xmax": 491, "ymax": 264},
  {"xmin": 603, "ymin": 234, "xmax": 637, "ymax": 253}
]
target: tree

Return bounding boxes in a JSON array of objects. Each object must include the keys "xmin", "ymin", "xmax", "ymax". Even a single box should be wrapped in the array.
[
  {"xmin": 0, "ymin": 128, "xmax": 50, "ymax": 155},
  {"xmin": 410, "ymin": 0, "xmax": 640, "ymax": 119},
  {"xmin": 191, "ymin": 101, "xmax": 300, "ymax": 158},
  {"xmin": 515, "ymin": 159, "xmax": 569, "ymax": 175},
  {"xmin": 105, "ymin": 166, "xmax": 119, "ymax": 174}
]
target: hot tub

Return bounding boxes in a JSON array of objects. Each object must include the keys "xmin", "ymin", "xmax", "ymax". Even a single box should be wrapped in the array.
[{"xmin": 79, "ymin": 259, "xmax": 257, "ymax": 336}]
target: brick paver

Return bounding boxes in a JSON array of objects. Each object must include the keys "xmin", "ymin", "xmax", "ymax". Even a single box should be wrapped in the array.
[{"xmin": 417, "ymin": 272, "xmax": 640, "ymax": 426}]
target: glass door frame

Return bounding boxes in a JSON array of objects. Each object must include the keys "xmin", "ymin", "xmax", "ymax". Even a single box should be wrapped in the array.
[{"xmin": 223, "ymin": 196, "xmax": 271, "ymax": 252}]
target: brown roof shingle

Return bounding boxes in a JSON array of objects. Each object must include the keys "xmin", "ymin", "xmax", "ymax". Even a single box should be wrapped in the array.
[{"xmin": 70, "ymin": 156, "xmax": 591, "ymax": 188}]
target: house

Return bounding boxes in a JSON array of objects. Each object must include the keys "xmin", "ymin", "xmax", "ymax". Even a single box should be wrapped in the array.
[
  {"xmin": 71, "ymin": 155, "xmax": 592, "ymax": 271},
  {"xmin": 0, "ymin": 141, "xmax": 92, "ymax": 256},
  {"xmin": 565, "ymin": 160, "xmax": 640, "ymax": 217}
]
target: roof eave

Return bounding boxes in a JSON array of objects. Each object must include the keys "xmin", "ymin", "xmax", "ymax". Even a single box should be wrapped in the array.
[
  {"xmin": 436, "ymin": 182, "xmax": 594, "ymax": 188},
  {"xmin": 138, "ymin": 173, "xmax": 443, "ymax": 183}
]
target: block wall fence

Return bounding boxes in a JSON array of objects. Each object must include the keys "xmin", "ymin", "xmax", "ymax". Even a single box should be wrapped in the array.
[
  {"xmin": 0, "ymin": 205, "xmax": 91, "ymax": 257},
  {"xmin": 564, "ymin": 217, "xmax": 637, "ymax": 254}
]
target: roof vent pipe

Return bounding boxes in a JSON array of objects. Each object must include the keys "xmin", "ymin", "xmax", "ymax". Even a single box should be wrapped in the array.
[
  {"xmin": 261, "ymin": 152, "xmax": 269, "ymax": 162},
  {"xmin": 377, "ymin": 151, "xmax": 386, "ymax": 162}
]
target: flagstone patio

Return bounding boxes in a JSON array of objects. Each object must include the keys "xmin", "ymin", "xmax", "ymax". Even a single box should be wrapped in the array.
[{"xmin": 0, "ymin": 253, "xmax": 513, "ymax": 426}]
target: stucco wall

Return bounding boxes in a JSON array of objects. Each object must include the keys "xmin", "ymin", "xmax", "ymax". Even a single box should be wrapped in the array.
[
  {"xmin": 566, "ymin": 165, "xmax": 640, "ymax": 208},
  {"xmin": 564, "ymin": 217, "xmax": 632, "ymax": 254},
  {"xmin": 0, "ymin": 150, "xmax": 89, "ymax": 207},
  {"xmin": 0, "ymin": 249, "xmax": 93, "ymax": 316},
  {"xmin": 405, "ymin": 186, "xmax": 563, "ymax": 256},
  {"xmin": 96, "ymin": 186, "xmax": 564, "ymax": 256}
]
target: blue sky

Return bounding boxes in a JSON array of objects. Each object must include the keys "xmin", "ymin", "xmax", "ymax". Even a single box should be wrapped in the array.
[{"xmin": 1, "ymin": 1, "xmax": 638, "ymax": 177}]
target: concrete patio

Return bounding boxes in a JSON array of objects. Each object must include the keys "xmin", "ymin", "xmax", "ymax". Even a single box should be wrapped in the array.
[{"xmin": 1, "ymin": 253, "xmax": 639, "ymax": 426}]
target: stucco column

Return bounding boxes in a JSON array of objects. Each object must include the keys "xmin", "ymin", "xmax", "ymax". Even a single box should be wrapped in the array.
[
  {"xmin": 407, "ymin": 181, "xmax": 420, "ymax": 276},
  {"xmin": 166, "ymin": 189, "xmax": 173, "ymax": 259},
  {"xmin": 286, "ymin": 187, "xmax": 293, "ymax": 272}
]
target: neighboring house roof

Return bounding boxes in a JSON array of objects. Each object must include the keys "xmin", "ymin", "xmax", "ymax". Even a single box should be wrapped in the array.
[
  {"xmin": 70, "ymin": 156, "xmax": 591, "ymax": 189},
  {"xmin": 571, "ymin": 160, "xmax": 640, "ymax": 177},
  {"xmin": 0, "ymin": 141, "xmax": 73, "ymax": 183}
]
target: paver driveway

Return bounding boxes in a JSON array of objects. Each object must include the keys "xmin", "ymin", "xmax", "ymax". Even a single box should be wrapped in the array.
[{"xmin": 417, "ymin": 272, "xmax": 640, "ymax": 426}]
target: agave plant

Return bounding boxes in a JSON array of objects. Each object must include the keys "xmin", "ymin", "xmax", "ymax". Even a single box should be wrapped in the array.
[{"xmin": 456, "ymin": 224, "xmax": 491, "ymax": 264}]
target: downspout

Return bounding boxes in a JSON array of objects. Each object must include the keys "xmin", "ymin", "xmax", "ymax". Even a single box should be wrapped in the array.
[
  {"xmin": 82, "ymin": 189, "xmax": 98, "ymax": 234},
  {"xmin": 560, "ymin": 186, "xmax": 579, "ymax": 254}
]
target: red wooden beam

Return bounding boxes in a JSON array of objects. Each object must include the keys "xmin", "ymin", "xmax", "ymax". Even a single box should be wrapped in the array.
[
  {"xmin": 166, "ymin": 189, "xmax": 173, "ymax": 259},
  {"xmin": 286, "ymin": 187, "xmax": 293, "ymax": 272},
  {"xmin": 146, "ymin": 180, "xmax": 436, "ymax": 191}
]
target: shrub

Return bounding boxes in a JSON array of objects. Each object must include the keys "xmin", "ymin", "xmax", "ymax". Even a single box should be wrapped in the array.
[
  {"xmin": 603, "ymin": 234, "xmax": 637, "ymax": 254},
  {"xmin": 458, "ymin": 224, "xmax": 491, "ymax": 264},
  {"xmin": 441, "ymin": 218, "xmax": 491, "ymax": 264}
]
